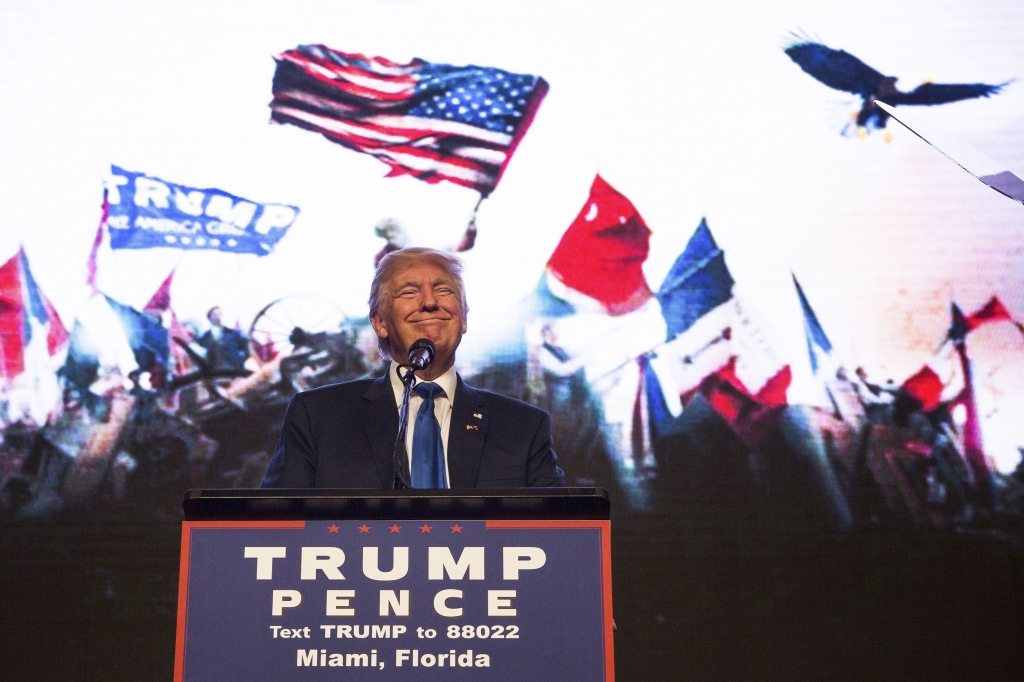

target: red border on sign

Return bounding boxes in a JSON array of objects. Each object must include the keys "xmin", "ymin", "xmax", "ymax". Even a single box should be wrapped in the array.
[
  {"xmin": 486, "ymin": 520, "xmax": 614, "ymax": 682},
  {"xmin": 173, "ymin": 521, "xmax": 306, "ymax": 682},
  {"xmin": 175, "ymin": 519, "xmax": 612, "ymax": 681}
]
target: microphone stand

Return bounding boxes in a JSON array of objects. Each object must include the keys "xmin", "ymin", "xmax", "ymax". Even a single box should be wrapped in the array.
[{"xmin": 392, "ymin": 362, "xmax": 417, "ymax": 489}]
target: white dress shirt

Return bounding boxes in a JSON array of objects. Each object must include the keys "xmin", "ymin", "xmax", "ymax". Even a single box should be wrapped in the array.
[{"xmin": 388, "ymin": 360, "xmax": 457, "ymax": 486}]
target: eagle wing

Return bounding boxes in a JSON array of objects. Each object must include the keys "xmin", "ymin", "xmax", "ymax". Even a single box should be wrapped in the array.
[
  {"xmin": 785, "ymin": 41, "xmax": 886, "ymax": 98},
  {"xmin": 894, "ymin": 81, "xmax": 1009, "ymax": 106}
]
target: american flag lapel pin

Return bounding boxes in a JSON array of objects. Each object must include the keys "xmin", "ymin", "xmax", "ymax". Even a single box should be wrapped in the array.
[{"xmin": 466, "ymin": 424, "xmax": 479, "ymax": 431}]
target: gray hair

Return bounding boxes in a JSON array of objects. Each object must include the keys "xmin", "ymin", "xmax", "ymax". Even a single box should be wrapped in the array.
[{"xmin": 368, "ymin": 247, "xmax": 468, "ymax": 360}]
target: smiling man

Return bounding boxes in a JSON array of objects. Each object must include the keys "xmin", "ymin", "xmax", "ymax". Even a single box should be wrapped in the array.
[{"xmin": 261, "ymin": 247, "xmax": 565, "ymax": 489}]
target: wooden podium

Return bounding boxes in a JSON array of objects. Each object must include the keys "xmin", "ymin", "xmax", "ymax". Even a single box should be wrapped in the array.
[{"xmin": 175, "ymin": 488, "xmax": 613, "ymax": 681}]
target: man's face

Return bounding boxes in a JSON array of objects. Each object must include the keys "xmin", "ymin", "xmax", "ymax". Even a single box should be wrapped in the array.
[{"xmin": 371, "ymin": 260, "xmax": 467, "ymax": 370}]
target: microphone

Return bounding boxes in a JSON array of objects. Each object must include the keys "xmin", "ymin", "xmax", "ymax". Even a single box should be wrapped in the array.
[
  {"xmin": 407, "ymin": 338, "xmax": 435, "ymax": 370},
  {"xmin": 392, "ymin": 338, "xmax": 435, "ymax": 489}
]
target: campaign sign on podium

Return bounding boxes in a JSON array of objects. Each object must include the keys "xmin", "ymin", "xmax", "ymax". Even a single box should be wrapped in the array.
[{"xmin": 174, "ymin": 489, "xmax": 613, "ymax": 681}]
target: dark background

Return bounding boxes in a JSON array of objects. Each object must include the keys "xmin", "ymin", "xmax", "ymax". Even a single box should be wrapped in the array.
[{"xmin": 3, "ymin": 452, "xmax": 1022, "ymax": 681}]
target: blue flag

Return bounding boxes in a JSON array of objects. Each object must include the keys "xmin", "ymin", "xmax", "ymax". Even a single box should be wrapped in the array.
[
  {"xmin": 656, "ymin": 218, "xmax": 735, "ymax": 341},
  {"xmin": 103, "ymin": 166, "xmax": 299, "ymax": 256},
  {"xmin": 104, "ymin": 295, "xmax": 169, "ymax": 372},
  {"xmin": 792, "ymin": 274, "xmax": 833, "ymax": 373}
]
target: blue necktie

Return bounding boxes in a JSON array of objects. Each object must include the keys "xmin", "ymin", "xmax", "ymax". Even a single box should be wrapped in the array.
[{"xmin": 412, "ymin": 382, "xmax": 447, "ymax": 488}]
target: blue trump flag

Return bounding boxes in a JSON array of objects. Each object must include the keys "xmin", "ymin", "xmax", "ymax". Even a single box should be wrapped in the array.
[{"xmin": 104, "ymin": 166, "xmax": 299, "ymax": 256}]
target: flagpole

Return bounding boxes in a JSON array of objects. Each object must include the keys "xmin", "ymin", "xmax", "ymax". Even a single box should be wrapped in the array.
[
  {"xmin": 0, "ymin": 318, "xmax": 7, "ymax": 383},
  {"xmin": 454, "ymin": 194, "xmax": 484, "ymax": 252},
  {"xmin": 86, "ymin": 190, "xmax": 108, "ymax": 296},
  {"xmin": 233, "ymin": 253, "xmax": 250, "ymax": 330},
  {"xmin": 108, "ymin": 236, "xmax": 128, "ymax": 306}
]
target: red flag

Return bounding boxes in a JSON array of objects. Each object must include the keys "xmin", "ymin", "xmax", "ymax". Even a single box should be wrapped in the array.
[
  {"xmin": 143, "ymin": 269, "xmax": 175, "ymax": 315},
  {"xmin": 948, "ymin": 342, "xmax": 992, "ymax": 487},
  {"xmin": 252, "ymin": 337, "xmax": 278, "ymax": 364},
  {"xmin": 548, "ymin": 175, "xmax": 652, "ymax": 313},
  {"xmin": 965, "ymin": 296, "xmax": 1014, "ymax": 331},
  {"xmin": 695, "ymin": 357, "xmax": 791, "ymax": 446},
  {"xmin": 0, "ymin": 250, "xmax": 68, "ymax": 378},
  {"xmin": 168, "ymin": 311, "xmax": 195, "ymax": 375},
  {"xmin": 0, "ymin": 256, "xmax": 23, "ymax": 377},
  {"xmin": 900, "ymin": 365, "xmax": 943, "ymax": 412}
]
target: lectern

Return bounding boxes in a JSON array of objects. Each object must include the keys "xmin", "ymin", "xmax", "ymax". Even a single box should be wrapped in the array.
[{"xmin": 175, "ymin": 488, "xmax": 613, "ymax": 681}]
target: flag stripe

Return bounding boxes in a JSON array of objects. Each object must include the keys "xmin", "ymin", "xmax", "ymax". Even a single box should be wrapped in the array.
[
  {"xmin": 274, "ymin": 111, "xmax": 493, "ymax": 187},
  {"xmin": 274, "ymin": 105, "xmax": 512, "ymax": 150},
  {"xmin": 278, "ymin": 53, "xmax": 417, "ymax": 97},
  {"xmin": 299, "ymin": 47, "xmax": 422, "ymax": 77},
  {"xmin": 272, "ymin": 108, "xmax": 501, "ymax": 175},
  {"xmin": 272, "ymin": 62, "xmax": 411, "ymax": 113},
  {"xmin": 299, "ymin": 58, "xmax": 418, "ymax": 94},
  {"xmin": 272, "ymin": 107, "xmax": 503, "ymax": 184},
  {"xmin": 369, "ymin": 115, "xmax": 513, "ymax": 146}
]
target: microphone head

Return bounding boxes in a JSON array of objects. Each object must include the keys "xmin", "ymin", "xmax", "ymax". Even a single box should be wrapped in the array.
[{"xmin": 408, "ymin": 338, "xmax": 435, "ymax": 369}]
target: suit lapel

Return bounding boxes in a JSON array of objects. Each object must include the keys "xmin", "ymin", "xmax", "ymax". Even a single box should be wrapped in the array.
[
  {"xmin": 362, "ymin": 372, "xmax": 400, "ymax": 488},
  {"xmin": 447, "ymin": 376, "xmax": 488, "ymax": 488}
]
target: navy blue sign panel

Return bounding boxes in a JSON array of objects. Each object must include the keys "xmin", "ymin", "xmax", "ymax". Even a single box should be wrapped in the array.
[
  {"xmin": 175, "ymin": 520, "xmax": 614, "ymax": 681},
  {"xmin": 105, "ymin": 166, "xmax": 300, "ymax": 256}
]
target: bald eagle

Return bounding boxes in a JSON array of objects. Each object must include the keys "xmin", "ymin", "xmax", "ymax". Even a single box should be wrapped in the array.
[{"xmin": 785, "ymin": 38, "xmax": 1009, "ymax": 137}]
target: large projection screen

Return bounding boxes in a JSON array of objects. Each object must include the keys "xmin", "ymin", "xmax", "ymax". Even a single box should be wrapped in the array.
[{"xmin": 1, "ymin": 1, "xmax": 1022, "ymax": 680}]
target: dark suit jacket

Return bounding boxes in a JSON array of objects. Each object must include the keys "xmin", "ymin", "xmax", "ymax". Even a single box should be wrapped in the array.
[
  {"xmin": 197, "ymin": 327, "xmax": 249, "ymax": 371},
  {"xmin": 261, "ymin": 372, "xmax": 565, "ymax": 488}
]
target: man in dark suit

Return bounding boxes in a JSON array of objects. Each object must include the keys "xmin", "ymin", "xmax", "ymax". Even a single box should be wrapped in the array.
[
  {"xmin": 196, "ymin": 306, "xmax": 249, "ymax": 371},
  {"xmin": 261, "ymin": 247, "xmax": 564, "ymax": 489}
]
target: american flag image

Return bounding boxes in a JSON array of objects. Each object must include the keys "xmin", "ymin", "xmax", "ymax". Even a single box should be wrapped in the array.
[{"xmin": 270, "ymin": 44, "xmax": 549, "ymax": 196}]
